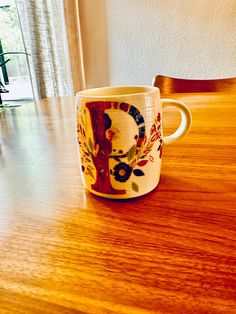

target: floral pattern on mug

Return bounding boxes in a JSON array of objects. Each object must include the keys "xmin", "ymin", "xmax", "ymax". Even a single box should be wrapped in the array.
[
  {"xmin": 77, "ymin": 101, "xmax": 162, "ymax": 194},
  {"xmin": 109, "ymin": 111, "xmax": 162, "ymax": 192}
]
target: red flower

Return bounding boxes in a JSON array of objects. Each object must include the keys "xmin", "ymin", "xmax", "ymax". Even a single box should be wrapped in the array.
[
  {"xmin": 159, "ymin": 145, "xmax": 163, "ymax": 159},
  {"xmin": 137, "ymin": 160, "xmax": 148, "ymax": 166},
  {"xmin": 150, "ymin": 124, "xmax": 157, "ymax": 135},
  {"xmin": 136, "ymin": 135, "xmax": 147, "ymax": 147},
  {"xmin": 151, "ymin": 132, "xmax": 161, "ymax": 142}
]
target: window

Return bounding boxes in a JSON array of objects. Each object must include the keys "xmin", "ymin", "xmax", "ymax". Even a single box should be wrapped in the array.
[{"xmin": 0, "ymin": 0, "xmax": 33, "ymax": 104}]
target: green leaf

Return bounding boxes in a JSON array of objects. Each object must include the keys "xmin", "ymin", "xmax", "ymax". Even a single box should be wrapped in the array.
[
  {"xmin": 86, "ymin": 167, "xmax": 95, "ymax": 179},
  {"xmin": 127, "ymin": 144, "xmax": 136, "ymax": 161},
  {"xmin": 81, "ymin": 115, "xmax": 84, "ymax": 126},
  {"xmin": 132, "ymin": 182, "xmax": 139, "ymax": 192},
  {"xmin": 88, "ymin": 138, "xmax": 93, "ymax": 152},
  {"xmin": 147, "ymin": 143, "xmax": 153, "ymax": 150},
  {"xmin": 87, "ymin": 165, "xmax": 95, "ymax": 171}
]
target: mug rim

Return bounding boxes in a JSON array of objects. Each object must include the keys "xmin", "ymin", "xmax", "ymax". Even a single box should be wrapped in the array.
[{"xmin": 77, "ymin": 85, "xmax": 159, "ymax": 98}]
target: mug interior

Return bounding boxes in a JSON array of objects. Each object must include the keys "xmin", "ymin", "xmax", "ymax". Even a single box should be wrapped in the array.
[{"xmin": 77, "ymin": 85, "xmax": 159, "ymax": 98}]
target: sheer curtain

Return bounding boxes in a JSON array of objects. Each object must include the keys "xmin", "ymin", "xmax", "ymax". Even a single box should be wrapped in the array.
[{"xmin": 16, "ymin": 0, "xmax": 85, "ymax": 100}]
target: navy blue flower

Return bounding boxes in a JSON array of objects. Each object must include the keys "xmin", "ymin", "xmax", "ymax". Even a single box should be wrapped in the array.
[{"xmin": 114, "ymin": 162, "xmax": 132, "ymax": 182}]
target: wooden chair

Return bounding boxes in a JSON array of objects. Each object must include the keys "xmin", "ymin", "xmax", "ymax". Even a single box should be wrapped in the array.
[{"xmin": 153, "ymin": 75, "xmax": 236, "ymax": 96}]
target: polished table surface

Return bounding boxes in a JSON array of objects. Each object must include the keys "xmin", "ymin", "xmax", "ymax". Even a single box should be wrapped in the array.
[{"xmin": 0, "ymin": 93, "xmax": 236, "ymax": 314}]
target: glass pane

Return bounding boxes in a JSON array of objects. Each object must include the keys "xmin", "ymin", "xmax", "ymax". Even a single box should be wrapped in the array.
[{"xmin": 0, "ymin": 0, "xmax": 33, "ymax": 104}]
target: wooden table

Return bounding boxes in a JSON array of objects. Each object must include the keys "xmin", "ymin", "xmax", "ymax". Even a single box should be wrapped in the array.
[{"xmin": 0, "ymin": 93, "xmax": 235, "ymax": 314}]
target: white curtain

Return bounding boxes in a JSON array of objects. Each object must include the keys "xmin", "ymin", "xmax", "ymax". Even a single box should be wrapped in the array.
[{"xmin": 16, "ymin": 0, "xmax": 73, "ymax": 100}]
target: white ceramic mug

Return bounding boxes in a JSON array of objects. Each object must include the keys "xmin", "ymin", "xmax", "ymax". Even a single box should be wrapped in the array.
[{"xmin": 76, "ymin": 86, "xmax": 192, "ymax": 199}]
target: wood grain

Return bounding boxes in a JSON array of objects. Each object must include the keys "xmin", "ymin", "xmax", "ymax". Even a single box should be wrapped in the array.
[{"xmin": 0, "ymin": 93, "xmax": 236, "ymax": 313}]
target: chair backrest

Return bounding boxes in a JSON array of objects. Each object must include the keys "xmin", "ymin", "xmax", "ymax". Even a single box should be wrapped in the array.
[{"xmin": 153, "ymin": 75, "xmax": 236, "ymax": 95}]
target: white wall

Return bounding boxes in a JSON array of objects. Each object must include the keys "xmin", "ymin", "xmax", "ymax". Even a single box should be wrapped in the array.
[{"xmin": 80, "ymin": 0, "xmax": 236, "ymax": 88}]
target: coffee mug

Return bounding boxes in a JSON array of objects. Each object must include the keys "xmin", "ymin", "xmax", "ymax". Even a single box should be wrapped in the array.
[{"xmin": 76, "ymin": 86, "xmax": 191, "ymax": 199}]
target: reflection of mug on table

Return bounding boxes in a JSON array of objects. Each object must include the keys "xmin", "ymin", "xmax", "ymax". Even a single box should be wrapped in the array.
[{"xmin": 76, "ymin": 86, "xmax": 192, "ymax": 199}]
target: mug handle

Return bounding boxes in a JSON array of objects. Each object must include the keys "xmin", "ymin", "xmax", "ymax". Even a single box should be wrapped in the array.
[{"xmin": 162, "ymin": 98, "xmax": 192, "ymax": 145}]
